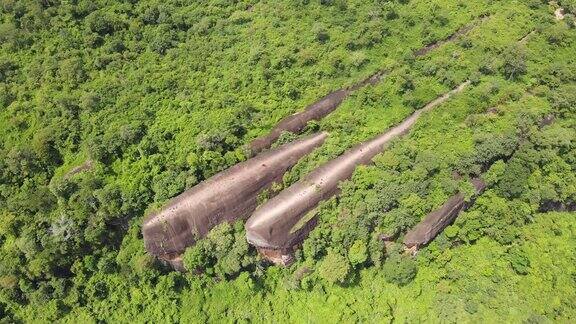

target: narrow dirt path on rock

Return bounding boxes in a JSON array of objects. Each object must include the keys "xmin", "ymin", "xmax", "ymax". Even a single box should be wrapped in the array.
[
  {"xmin": 64, "ymin": 159, "xmax": 94, "ymax": 179},
  {"xmin": 519, "ymin": 30, "xmax": 536, "ymax": 44}
]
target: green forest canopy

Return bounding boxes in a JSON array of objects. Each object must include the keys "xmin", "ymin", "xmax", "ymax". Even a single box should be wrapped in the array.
[{"xmin": 0, "ymin": 0, "xmax": 575, "ymax": 322}]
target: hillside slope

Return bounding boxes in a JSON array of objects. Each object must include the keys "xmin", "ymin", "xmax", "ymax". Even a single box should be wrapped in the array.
[{"xmin": 0, "ymin": 0, "xmax": 575, "ymax": 322}]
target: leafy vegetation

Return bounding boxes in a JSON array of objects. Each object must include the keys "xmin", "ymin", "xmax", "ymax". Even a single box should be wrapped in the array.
[{"xmin": 0, "ymin": 0, "xmax": 574, "ymax": 322}]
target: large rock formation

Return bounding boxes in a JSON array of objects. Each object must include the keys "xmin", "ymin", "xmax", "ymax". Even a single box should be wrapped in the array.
[
  {"xmin": 245, "ymin": 82, "xmax": 470, "ymax": 263},
  {"xmin": 249, "ymin": 70, "xmax": 386, "ymax": 154},
  {"xmin": 248, "ymin": 15, "xmax": 488, "ymax": 155},
  {"xmin": 402, "ymin": 113, "xmax": 558, "ymax": 250},
  {"xmin": 403, "ymin": 178, "xmax": 486, "ymax": 249},
  {"xmin": 143, "ymin": 132, "xmax": 328, "ymax": 269}
]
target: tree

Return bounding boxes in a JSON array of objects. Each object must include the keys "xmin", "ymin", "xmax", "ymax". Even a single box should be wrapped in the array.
[
  {"xmin": 551, "ymin": 84, "xmax": 576, "ymax": 117},
  {"xmin": 183, "ymin": 222, "xmax": 252, "ymax": 277},
  {"xmin": 501, "ymin": 45, "xmax": 527, "ymax": 80},
  {"xmin": 152, "ymin": 170, "xmax": 186, "ymax": 202},
  {"xmin": 0, "ymin": 58, "xmax": 17, "ymax": 82},
  {"xmin": 150, "ymin": 24, "xmax": 178, "ymax": 54},
  {"xmin": 508, "ymin": 247, "xmax": 531, "ymax": 275},
  {"xmin": 317, "ymin": 250, "xmax": 350, "ymax": 284},
  {"xmin": 85, "ymin": 11, "xmax": 117, "ymax": 36},
  {"xmin": 32, "ymin": 128, "xmax": 62, "ymax": 166},
  {"xmin": 348, "ymin": 240, "xmax": 368, "ymax": 266},
  {"xmin": 312, "ymin": 23, "xmax": 329, "ymax": 43},
  {"xmin": 381, "ymin": 252, "xmax": 417, "ymax": 286},
  {"xmin": 498, "ymin": 158, "xmax": 531, "ymax": 198},
  {"xmin": 483, "ymin": 160, "xmax": 506, "ymax": 186},
  {"xmin": 182, "ymin": 240, "xmax": 211, "ymax": 272}
]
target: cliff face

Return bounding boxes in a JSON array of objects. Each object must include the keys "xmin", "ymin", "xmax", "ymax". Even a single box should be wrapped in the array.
[{"xmin": 142, "ymin": 132, "xmax": 328, "ymax": 262}]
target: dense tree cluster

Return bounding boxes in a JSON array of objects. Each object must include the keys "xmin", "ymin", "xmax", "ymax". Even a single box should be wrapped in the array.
[
  {"xmin": 0, "ymin": 0, "xmax": 574, "ymax": 322},
  {"xmin": 182, "ymin": 222, "xmax": 254, "ymax": 278}
]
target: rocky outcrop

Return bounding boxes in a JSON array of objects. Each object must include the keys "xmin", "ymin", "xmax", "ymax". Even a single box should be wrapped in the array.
[
  {"xmin": 64, "ymin": 159, "xmax": 94, "ymax": 179},
  {"xmin": 403, "ymin": 178, "xmax": 486, "ymax": 249},
  {"xmin": 143, "ymin": 132, "xmax": 328, "ymax": 266},
  {"xmin": 248, "ymin": 16, "xmax": 489, "ymax": 155},
  {"xmin": 245, "ymin": 82, "xmax": 470, "ymax": 260},
  {"xmin": 249, "ymin": 70, "xmax": 386, "ymax": 155}
]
